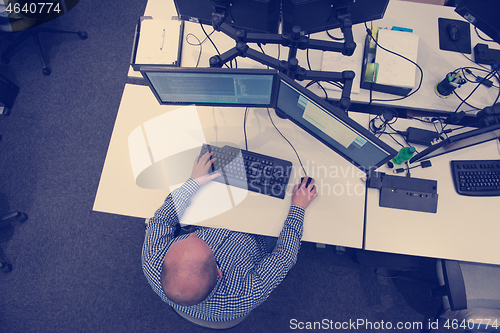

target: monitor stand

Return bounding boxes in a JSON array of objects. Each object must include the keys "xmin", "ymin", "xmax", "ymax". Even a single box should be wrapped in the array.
[{"xmin": 206, "ymin": 8, "xmax": 355, "ymax": 112}]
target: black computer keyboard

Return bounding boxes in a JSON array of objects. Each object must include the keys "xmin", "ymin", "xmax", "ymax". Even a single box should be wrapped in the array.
[
  {"xmin": 199, "ymin": 144, "xmax": 293, "ymax": 199},
  {"xmin": 451, "ymin": 160, "xmax": 500, "ymax": 196}
]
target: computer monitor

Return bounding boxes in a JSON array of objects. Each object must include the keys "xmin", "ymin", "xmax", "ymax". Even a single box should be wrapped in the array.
[
  {"xmin": 275, "ymin": 73, "xmax": 398, "ymax": 174},
  {"xmin": 141, "ymin": 66, "xmax": 397, "ymax": 174},
  {"xmin": 173, "ymin": 0, "xmax": 281, "ymax": 33},
  {"xmin": 455, "ymin": 0, "xmax": 500, "ymax": 45},
  {"xmin": 409, "ymin": 123, "xmax": 500, "ymax": 164},
  {"xmin": 140, "ymin": 67, "xmax": 278, "ymax": 107},
  {"xmin": 282, "ymin": 0, "xmax": 390, "ymax": 34}
]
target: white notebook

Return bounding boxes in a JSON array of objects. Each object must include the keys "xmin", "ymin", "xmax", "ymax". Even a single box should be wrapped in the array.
[
  {"xmin": 135, "ymin": 19, "xmax": 182, "ymax": 65},
  {"xmin": 374, "ymin": 29, "xmax": 419, "ymax": 89}
]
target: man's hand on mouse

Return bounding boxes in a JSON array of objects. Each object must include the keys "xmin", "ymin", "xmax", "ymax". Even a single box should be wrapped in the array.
[
  {"xmin": 292, "ymin": 176, "xmax": 318, "ymax": 210},
  {"xmin": 191, "ymin": 152, "xmax": 221, "ymax": 186}
]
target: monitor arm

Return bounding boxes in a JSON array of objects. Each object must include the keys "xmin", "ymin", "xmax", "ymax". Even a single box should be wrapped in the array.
[{"xmin": 207, "ymin": 12, "xmax": 355, "ymax": 110}]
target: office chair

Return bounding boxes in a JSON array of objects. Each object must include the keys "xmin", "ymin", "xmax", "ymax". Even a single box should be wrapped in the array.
[
  {"xmin": 0, "ymin": 72, "xmax": 20, "ymax": 116},
  {"xmin": 172, "ymin": 307, "xmax": 248, "ymax": 329},
  {"xmin": 0, "ymin": 211, "xmax": 28, "ymax": 273},
  {"xmin": 427, "ymin": 259, "xmax": 500, "ymax": 332},
  {"xmin": 0, "ymin": 0, "xmax": 87, "ymax": 75}
]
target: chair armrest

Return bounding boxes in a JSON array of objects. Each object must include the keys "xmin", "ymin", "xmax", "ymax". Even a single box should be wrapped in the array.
[{"xmin": 442, "ymin": 260, "xmax": 468, "ymax": 311}]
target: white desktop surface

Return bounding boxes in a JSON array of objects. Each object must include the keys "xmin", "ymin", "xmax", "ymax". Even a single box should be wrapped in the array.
[
  {"xmin": 94, "ymin": 84, "xmax": 367, "ymax": 248},
  {"xmin": 120, "ymin": 0, "xmax": 500, "ymax": 264},
  {"xmin": 351, "ymin": 113, "xmax": 500, "ymax": 265},
  {"xmin": 300, "ymin": 1, "xmax": 499, "ymax": 113}
]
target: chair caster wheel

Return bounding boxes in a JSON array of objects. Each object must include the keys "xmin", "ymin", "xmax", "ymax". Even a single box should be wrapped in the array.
[
  {"xmin": 0, "ymin": 262, "xmax": 12, "ymax": 273},
  {"xmin": 78, "ymin": 31, "xmax": 88, "ymax": 40},
  {"xmin": 16, "ymin": 212, "xmax": 28, "ymax": 223},
  {"xmin": 42, "ymin": 67, "xmax": 51, "ymax": 75}
]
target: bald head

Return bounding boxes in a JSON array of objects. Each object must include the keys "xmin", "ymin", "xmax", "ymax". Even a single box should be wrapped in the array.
[{"xmin": 161, "ymin": 233, "xmax": 221, "ymax": 306}]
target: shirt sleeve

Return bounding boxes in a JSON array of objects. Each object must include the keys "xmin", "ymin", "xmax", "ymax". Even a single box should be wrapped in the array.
[
  {"xmin": 249, "ymin": 204, "xmax": 305, "ymax": 304},
  {"xmin": 141, "ymin": 178, "xmax": 200, "ymax": 286}
]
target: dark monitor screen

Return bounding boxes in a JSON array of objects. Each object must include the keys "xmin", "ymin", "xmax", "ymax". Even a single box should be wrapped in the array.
[
  {"xmin": 282, "ymin": 0, "xmax": 390, "ymax": 34},
  {"xmin": 276, "ymin": 74, "xmax": 397, "ymax": 174},
  {"xmin": 173, "ymin": 0, "xmax": 280, "ymax": 33},
  {"xmin": 409, "ymin": 123, "xmax": 500, "ymax": 164},
  {"xmin": 455, "ymin": 0, "xmax": 500, "ymax": 44},
  {"xmin": 140, "ymin": 67, "xmax": 278, "ymax": 107}
]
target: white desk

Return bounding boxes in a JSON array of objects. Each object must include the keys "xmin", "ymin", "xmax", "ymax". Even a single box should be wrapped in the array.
[
  {"xmin": 113, "ymin": 0, "xmax": 500, "ymax": 264},
  {"xmin": 93, "ymin": 84, "xmax": 367, "ymax": 248},
  {"xmin": 301, "ymin": 1, "xmax": 499, "ymax": 113},
  {"xmin": 351, "ymin": 112, "xmax": 500, "ymax": 265}
]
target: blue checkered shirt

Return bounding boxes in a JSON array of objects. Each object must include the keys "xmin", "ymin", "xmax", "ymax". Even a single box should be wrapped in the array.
[{"xmin": 142, "ymin": 178, "xmax": 305, "ymax": 322}]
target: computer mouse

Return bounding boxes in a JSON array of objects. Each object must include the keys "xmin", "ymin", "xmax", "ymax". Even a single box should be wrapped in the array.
[
  {"xmin": 300, "ymin": 177, "xmax": 313, "ymax": 189},
  {"xmin": 448, "ymin": 23, "xmax": 460, "ymax": 41}
]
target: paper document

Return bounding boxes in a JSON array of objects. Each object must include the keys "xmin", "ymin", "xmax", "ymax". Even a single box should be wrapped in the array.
[
  {"xmin": 135, "ymin": 19, "xmax": 181, "ymax": 65},
  {"xmin": 321, "ymin": 45, "xmax": 364, "ymax": 94},
  {"xmin": 374, "ymin": 29, "xmax": 419, "ymax": 89}
]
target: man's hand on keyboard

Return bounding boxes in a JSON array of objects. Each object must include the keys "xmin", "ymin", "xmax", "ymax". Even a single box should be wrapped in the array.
[
  {"xmin": 291, "ymin": 176, "xmax": 318, "ymax": 210},
  {"xmin": 191, "ymin": 152, "xmax": 221, "ymax": 186}
]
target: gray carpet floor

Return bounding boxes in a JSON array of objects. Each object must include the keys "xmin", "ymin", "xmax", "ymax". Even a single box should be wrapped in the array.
[{"xmin": 0, "ymin": 1, "xmax": 461, "ymax": 332}]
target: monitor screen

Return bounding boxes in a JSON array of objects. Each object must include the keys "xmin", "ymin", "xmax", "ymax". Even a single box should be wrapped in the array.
[
  {"xmin": 173, "ymin": 0, "xmax": 280, "ymax": 33},
  {"xmin": 409, "ymin": 123, "xmax": 500, "ymax": 164},
  {"xmin": 282, "ymin": 0, "xmax": 390, "ymax": 34},
  {"xmin": 140, "ymin": 67, "xmax": 278, "ymax": 107},
  {"xmin": 275, "ymin": 74, "xmax": 397, "ymax": 174},
  {"xmin": 455, "ymin": 0, "xmax": 500, "ymax": 44}
]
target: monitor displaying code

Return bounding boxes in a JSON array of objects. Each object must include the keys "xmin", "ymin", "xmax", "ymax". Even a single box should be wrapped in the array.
[{"xmin": 145, "ymin": 72, "xmax": 275, "ymax": 106}]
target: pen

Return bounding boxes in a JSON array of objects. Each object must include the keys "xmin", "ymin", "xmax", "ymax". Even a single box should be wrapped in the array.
[{"xmin": 160, "ymin": 29, "xmax": 165, "ymax": 50}]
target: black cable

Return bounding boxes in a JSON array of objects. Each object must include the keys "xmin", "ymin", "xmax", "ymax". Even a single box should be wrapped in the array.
[
  {"xmin": 326, "ymin": 30, "xmax": 344, "ymax": 41},
  {"xmin": 199, "ymin": 23, "xmax": 234, "ymax": 69},
  {"xmin": 243, "ymin": 107, "xmax": 249, "ymax": 151},
  {"xmin": 475, "ymin": 26, "xmax": 494, "ymax": 42},
  {"xmin": 326, "ymin": 81, "xmax": 344, "ymax": 90},
  {"xmin": 305, "ymin": 81, "xmax": 329, "ymax": 100},
  {"xmin": 364, "ymin": 22, "xmax": 424, "ymax": 103},
  {"xmin": 306, "ymin": 45, "xmax": 312, "ymax": 70},
  {"xmin": 257, "ymin": 43, "xmax": 269, "ymax": 69},
  {"xmin": 458, "ymin": 66, "xmax": 500, "ymax": 89},
  {"xmin": 387, "ymin": 122, "xmax": 414, "ymax": 150},
  {"xmin": 432, "ymin": 119, "xmax": 443, "ymax": 139},
  {"xmin": 368, "ymin": 108, "xmax": 398, "ymax": 136},
  {"xmin": 384, "ymin": 132, "xmax": 405, "ymax": 148},
  {"xmin": 454, "ymin": 62, "xmax": 500, "ymax": 113},
  {"xmin": 266, "ymin": 109, "xmax": 307, "ymax": 176},
  {"xmin": 305, "ymin": 46, "xmax": 329, "ymax": 100},
  {"xmin": 369, "ymin": 115, "xmax": 388, "ymax": 135},
  {"xmin": 452, "ymin": 91, "xmax": 482, "ymax": 111},
  {"xmin": 442, "ymin": 67, "xmax": 498, "ymax": 132}
]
